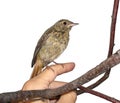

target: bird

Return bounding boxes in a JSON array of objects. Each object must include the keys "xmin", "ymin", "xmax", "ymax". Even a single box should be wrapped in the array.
[{"xmin": 30, "ymin": 19, "xmax": 78, "ymax": 79}]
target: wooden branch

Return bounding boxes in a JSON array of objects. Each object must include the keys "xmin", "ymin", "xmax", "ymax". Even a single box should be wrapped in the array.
[
  {"xmin": 79, "ymin": 0, "xmax": 119, "ymax": 92},
  {"xmin": 0, "ymin": 49, "xmax": 120, "ymax": 103},
  {"xmin": 78, "ymin": 85, "xmax": 120, "ymax": 103},
  {"xmin": 108, "ymin": 0, "xmax": 119, "ymax": 57}
]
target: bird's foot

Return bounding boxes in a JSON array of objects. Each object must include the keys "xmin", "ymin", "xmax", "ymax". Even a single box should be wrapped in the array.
[{"xmin": 52, "ymin": 61, "xmax": 64, "ymax": 68}]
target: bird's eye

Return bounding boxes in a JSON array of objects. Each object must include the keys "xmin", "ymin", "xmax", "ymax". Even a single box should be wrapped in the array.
[{"xmin": 63, "ymin": 21, "xmax": 67, "ymax": 25}]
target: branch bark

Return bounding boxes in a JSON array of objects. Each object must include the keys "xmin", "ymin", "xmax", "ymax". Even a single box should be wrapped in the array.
[{"xmin": 78, "ymin": 85, "xmax": 120, "ymax": 103}]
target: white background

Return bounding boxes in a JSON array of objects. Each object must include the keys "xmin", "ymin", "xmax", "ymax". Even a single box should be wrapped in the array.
[{"xmin": 0, "ymin": 0, "xmax": 120, "ymax": 103}]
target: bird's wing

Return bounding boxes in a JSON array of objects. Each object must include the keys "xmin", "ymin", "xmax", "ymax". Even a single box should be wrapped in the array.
[{"xmin": 31, "ymin": 28, "xmax": 53, "ymax": 67}]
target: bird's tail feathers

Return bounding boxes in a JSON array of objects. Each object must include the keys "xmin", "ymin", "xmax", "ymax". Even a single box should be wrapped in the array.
[{"xmin": 30, "ymin": 59, "xmax": 43, "ymax": 79}]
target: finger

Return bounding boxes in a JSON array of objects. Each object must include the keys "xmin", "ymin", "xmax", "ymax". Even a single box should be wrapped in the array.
[
  {"xmin": 49, "ymin": 81, "xmax": 67, "ymax": 89},
  {"xmin": 38, "ymin": 62, "xmax": 75, "ymax": 85},
  {"xmin": 22, "ymin": 62, "xmax": 75, "ymax": 90},
  {"xmin": 57, "ymin": 91, "xmax": 77, "ymax": 103}
]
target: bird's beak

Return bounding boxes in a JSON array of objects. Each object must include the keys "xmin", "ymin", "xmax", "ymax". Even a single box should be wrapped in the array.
[{"xmin": 68, "ymin": 22, "xmax": 79, "ymax": 27}]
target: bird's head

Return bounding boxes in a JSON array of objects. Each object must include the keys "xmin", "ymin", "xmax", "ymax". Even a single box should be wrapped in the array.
[{"xmin": 54, "ymin": 19, "xmax": 78, "ymax": 32}]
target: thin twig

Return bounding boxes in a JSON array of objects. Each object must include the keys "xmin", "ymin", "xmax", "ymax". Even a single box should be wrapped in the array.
[
  {"xmin": 78, "ymin": 85, "xmax": 120, "ymax": 103},
  {"xmin": 108, "ymin": 0, "xmax": 119, "ymax": 57}
]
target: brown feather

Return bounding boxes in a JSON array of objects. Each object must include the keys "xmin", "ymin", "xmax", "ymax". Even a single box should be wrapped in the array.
[
  {"xmin": 31, "ymin": 27, "xmax": 53, "ymax": 67},
  {"xmin": 30, "ymin": 58, "xmax": 43, "ymax": 79}
]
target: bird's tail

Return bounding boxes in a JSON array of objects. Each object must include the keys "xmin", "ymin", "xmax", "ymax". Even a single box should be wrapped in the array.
[{"xmin": 30, "ymin": 59, "xmax": 43, "ymax": 79}]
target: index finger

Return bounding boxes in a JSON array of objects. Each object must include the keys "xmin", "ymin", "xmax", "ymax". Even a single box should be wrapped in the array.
[
  {"xmin": 37, "ymin": 62, "xmax": 75, "ymax": 84},
  {"xmin": 22, "ymin": 62, "xmax": 75, "ymax": 90}
]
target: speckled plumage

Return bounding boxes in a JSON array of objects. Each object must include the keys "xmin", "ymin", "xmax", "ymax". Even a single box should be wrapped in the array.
[{"xmin": 30, "ymin": 19, "xmax": 78, "ymax": 78}]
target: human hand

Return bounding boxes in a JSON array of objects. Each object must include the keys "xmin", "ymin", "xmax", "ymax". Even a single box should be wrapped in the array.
[{"xmin": 22, "ymin": 62, "xmax": 77, "ymax": 103}]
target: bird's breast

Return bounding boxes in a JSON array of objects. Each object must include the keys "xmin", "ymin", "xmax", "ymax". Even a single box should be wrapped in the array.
[
  {"xmin": 39, "ymin": 32, "xmax": 69, "ymax": 66},
  {"xmin": 53, "ymin": 32, "xmax": 69, "ymax": 50}
]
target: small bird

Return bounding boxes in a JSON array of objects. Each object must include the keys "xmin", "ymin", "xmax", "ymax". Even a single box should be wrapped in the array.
[{"xmin": 30, "ymin": 19, "xmax": 78, "ymax": 79}]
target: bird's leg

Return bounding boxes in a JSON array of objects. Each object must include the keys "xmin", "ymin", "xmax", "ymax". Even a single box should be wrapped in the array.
[
  {"xmin": 52, "ymin": 61, "xmax": 64, "ymax": 68},
  {"xmin": 45, "ymin": 65, "xmax": 55, "ymax": 73},
  {"xmin": 52, "ymin": 61, "xmax": 59, "ymax": 65}
]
